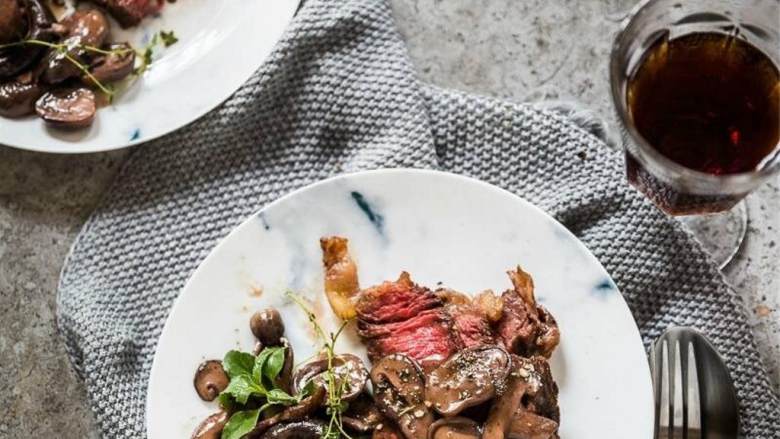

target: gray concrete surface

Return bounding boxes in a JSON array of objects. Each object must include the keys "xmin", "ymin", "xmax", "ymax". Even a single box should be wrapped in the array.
[{"xmin": 0, "ymin": 0, "xmax": 777, "ymax": 437}]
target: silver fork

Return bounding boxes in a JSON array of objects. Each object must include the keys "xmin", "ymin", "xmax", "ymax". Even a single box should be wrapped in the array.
[{"xmin": 650, "ymin": 327, "xmax": 740, "ymax": 439}]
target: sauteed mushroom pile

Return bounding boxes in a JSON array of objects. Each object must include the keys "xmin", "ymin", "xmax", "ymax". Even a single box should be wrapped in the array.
[
  {"xmin": 0, "ymin": 0, "xmax": 176, "ymax": 128},
  {"xmin": 192, "ymin": 305, "xmax": 559, "ymax": 439}
]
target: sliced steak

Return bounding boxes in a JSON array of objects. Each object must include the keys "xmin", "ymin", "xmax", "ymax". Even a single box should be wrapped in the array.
[
  {"xmin": 358, "ymin": 309, "xmax": 457, "ymax": 369},
  {"xmin": 518, "ymin": 356, "xmax": 560, "ymax": 423},
  {"xmin": 356, "ymin": 272, "xmax": 441, "ymax": 324},
  {"xmin": 89, "ymin": 0, "xmax": 163, "ymax": 28},
  {"xmin": 447, "ymin": 303, "xmax": 495, "ymax": 348},
  {"xmin": 496, "ymin": 267, "xmax": 560, "ymax": 358}
]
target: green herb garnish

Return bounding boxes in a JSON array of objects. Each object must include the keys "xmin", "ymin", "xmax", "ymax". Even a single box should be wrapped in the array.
[
  {"xmin": 287, "ymin": 292, "xmax": 353, "ymax": 439},
  {"xmin": 219, "ymin": 346, "xmax": 312, "ymax": 439}
]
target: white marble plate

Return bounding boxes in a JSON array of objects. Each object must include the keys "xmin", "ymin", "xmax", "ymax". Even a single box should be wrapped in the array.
[
  {"xmin": 146, "ymin": 169, "xmax": 654, "ymax": 438},
  {"xmin": 0, "ymin": 0, "xmax": 298, "ymax": 153}
]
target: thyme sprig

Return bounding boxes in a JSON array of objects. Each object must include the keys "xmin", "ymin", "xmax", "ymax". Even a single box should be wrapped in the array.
[
  {"xmin": 0, "ymin": 30, "xmax": 177, "ymax": 102},
  {"xmin": 287, "ymin": 291, "xmax": 353, "ymax": 439}
]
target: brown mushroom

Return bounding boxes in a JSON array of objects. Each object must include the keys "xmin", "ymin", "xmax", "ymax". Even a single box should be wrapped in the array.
[
  {"xmin": 250, "ymin": 308, "xmax": 285, "ymax": 346},
  {"xmin": 425, "ymin": 346, "xmax": 511, "ymax": 417},
  {"xmin": 0, "ymin": 0, "xmax": 27, "ymax": 44},
  {"xmin": 508, "ymin": 411, "xmax": 559, "ymax": 439},
  {"xmin": 191, "ymin": 410, "xmax": 228, "ymax": 439},
  {"xmin": 0, "ymin": 0, "xmax": 57, "ymax": 78},
  {"xmin": 193, "ymin": 360, "xmax": 229, "ymax": 402},
  {"xmin": 84, "ymin": 43, "xmax": 135, "ymax": 84},
  {"xmin": 292, "ymin": 353, "xmax": 368, "ymax": 403},
  {"xmin": 259, "ymin": 419, "xmax": 326, "ymax": 439},
  {"xmin": 342, "ymin": 393, "xmax": 384, "ymax": 433},
  {"xmin": 0, "ymin": 78, "xmax": 42, "ymax": 117},
  {"xmin": 373, "ymin": 423, "xmax": 405, "ymax": 439},
  {"xmin": 42, "ymin": 8, "xmax": 110, "ymax": 84},
  {"xmin": 370, "ymin": 354, "xmax": 433, "ymax": 439},
  {"xmin": 35, "ymin": 87, "xmax": 96, "ymax": 128},
  {"xmin": 427, "ymin": 417, "xmax": 481, "ymax": 439},
  {"xmin": 273, "ymin": 339, "xmax": 294, "ymax": 394},
  {"xmin": 483, "ymin": 356, "xmax": 530, "ymax": 439},
  {"xmin": 246, "ymin": 386, "xmax": 327, "ymax": 438}
]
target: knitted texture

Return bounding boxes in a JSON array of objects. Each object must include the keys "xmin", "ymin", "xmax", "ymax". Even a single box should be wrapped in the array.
[{"xmin": 57, "ymin": 0, "xmax": 780, "ymax": 437}]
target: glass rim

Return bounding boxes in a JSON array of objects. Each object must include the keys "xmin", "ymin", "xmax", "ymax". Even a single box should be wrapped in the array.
[{"xmin": 609, "ymin": 0, "xmax": 780, "ymax": 194}]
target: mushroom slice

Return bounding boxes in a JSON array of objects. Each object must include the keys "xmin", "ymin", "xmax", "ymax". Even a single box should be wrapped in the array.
[
  {"xmin": 193, "ymin": 360, "xmax": 229, "ymax": 402},
  {"xmin": 85, "ymin": 43, "xmax": 135, "ymax": 84},
  {"xmin": 373, "ymin": 423, "xmax": 405, "ymax": 439},
  {"xmin": 425, "ymin": 346, "xmax": 511, "ymax": 417},
  {"xmin": 250, "ymin": 308, "xmax": 285, "ymax": 346},
  {"xmin": 483, "ymin": 355, "xmax": 531, "ymax": 439},
  {"xmin": 321, "ymin": 236, "xmax": 360, "ymax": 319},
  {"xmin": 35, "ymin": 87, "xmax": 96, "ymax": 128},
  {"xmin": 292, "ymin": 353, "xmax": 368, "ymax": 402},
  {"xmin": 342, "ymin": 393, "xmax": 384, "ymax": 433},
  {"xmin": 370, "ymin": 354, "xmax": 433, "ymax": 439},
  {"xmin": 0, "ymin": 0, "xmax": 57, "ymax": 78},
  {"xmin": 427, "ymin": 417, "xmax": 481, "ymax": 439},
  {"xmin": 0, "ymin": 0, "xmax": 27, "ymax": 44},
  {"xmin": 259, "ymin": 420, "xmax": 326, "ymax": 439},
  {"xmin": 0, "ymin": 79, "xmax": 42, "ymax": 117},
  {"xmin": 191, "ymin": 410, "xmax": 228, "ymax": 439},
  {"xmin": 42, "ymin": 8, "xmax": 110, "ymax": 84},
  {"xmin": 247, "ymin": 386, "xmax": 327, "ymax": 437},
  {"xmin": 508, "ymin": 411, "xmax": 559, "ymax": 439}
]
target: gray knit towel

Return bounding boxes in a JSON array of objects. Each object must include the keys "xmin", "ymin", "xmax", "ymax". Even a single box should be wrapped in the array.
[{"xmin": 57, "ymin": 0, "xmax": 780, "ymax": 437}]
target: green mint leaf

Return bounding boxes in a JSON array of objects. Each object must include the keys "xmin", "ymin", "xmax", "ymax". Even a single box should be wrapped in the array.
[
  {"xmin": 252, "ymin": 347, "xmax": 275, "ymax": 384},
  {"xmin": 222, "ymin": 375, "xmax": 264, "ymax": 405},
  {"xmin": 296, "ymin": 379, "xmax": 316, "ymax": 402},
  {"xmin": 159, "ymin": 30, "xmax": 178, "ymax": 47},
  {"xmin": 222, "ymin": 351, "xmax": 256, "ymax": 379},
  {"xmin": 265, "ymin": 388, "xmax": 297, "ymax": 406},
  {"xmin": 217, "ymin": 392, "xmax": 237, "ymax": 411},
  {"xmin": 221, "ymin": 409, "xmax": 260, "ymax": 439},
  {"xmin": 263, "ymin": 347, "xmax": 286, "ymax": 384}
]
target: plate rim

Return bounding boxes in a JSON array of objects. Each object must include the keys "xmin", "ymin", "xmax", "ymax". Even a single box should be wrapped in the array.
[{"xmin": 145, "ymin": 168, "xmax": 655, "ymax": 436}]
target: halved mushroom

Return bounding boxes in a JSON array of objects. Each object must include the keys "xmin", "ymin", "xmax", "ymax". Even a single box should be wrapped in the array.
[
  {"xmin": 370, "ymin": 354, "xmax": 433, "ymax": 439},
  {"xmin": 508, "ymin": 411, "xmax": 559, "ymax": 439},
  {"xmin": 193, "ymin": 360, "xmax": 229, "ymax": 402},
  {"xmin": 342, "ymin": 393, "xmax": 384, "ymax": 433},
  {"xmin": 0, "ymin": 0, "xmax": 57, "ymax": 78},
  {"xmin": 42, "ymin": 8, "xmax": 110, "ymax": 84},
  {"xmin": 483, "ymin": 356, "xmax": 531, "ymax": 439},
  {"xmin": 0, "ymin": 78, "xmax": 42, "ymax": 117},
  {"xmin": 250, "ymin": 308, "xmax": 285, "ymax": 346},
  {"xmin": 259, "ymin": 419, "xmax": 326, "ymax": 439},
  {"xmin": 0, "ymin": 0, "xmax": 27, "ymax": 44},
  {"xmin": 293, "ymin": 353, "xmax": 368, "ymax": 402},
  {"xmin": 427, "ymin": 417, "xmax": 481, "ymax": 439},
  {"xmin": 35, "ymin": 87, "xmax": 96, "ymax": 128},
  {"xmin": 84, "ymin": 43, "xmax": 135, "ymax": 84},
  {"xmin": 191, "ymin": 410, "xmax": 228, "ymax": 439},
  {"xmin": 425, "ymin": 346, "xmax": 511, "ymax": 417}
]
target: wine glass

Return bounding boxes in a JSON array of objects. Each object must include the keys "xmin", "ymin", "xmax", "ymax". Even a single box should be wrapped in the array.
[{"xmin": 610, "ymin": 0, "xmax": 780, "ymax": 268}]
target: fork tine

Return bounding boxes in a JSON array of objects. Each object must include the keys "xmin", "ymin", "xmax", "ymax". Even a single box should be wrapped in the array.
[
  {"xmin": 687, "ymin": 342, "xmax": 702, "ymax": 437},
  {"xmin": 672, "ymin": 340, "xmax": 684, "ymax": 439},
  {"xmin": 658, "ymin": 338, "xmax": 670, "ymax": 439}
]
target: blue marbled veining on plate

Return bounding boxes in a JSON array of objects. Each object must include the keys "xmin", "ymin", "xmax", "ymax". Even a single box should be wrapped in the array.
[
  {"xmin": 350, "ymin": 191, "xmax": 385, "ymax": 236},
  {"xmin": 257, "ymin": 212, "xmax": 271, "ymax": 231},
  {"xmin": 593, "ymin": 278, "xmax": 617, "ymax": 299},
  {"xmin": 130, "ymin": 129, "xmax": 141, "ymax": 141}
]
